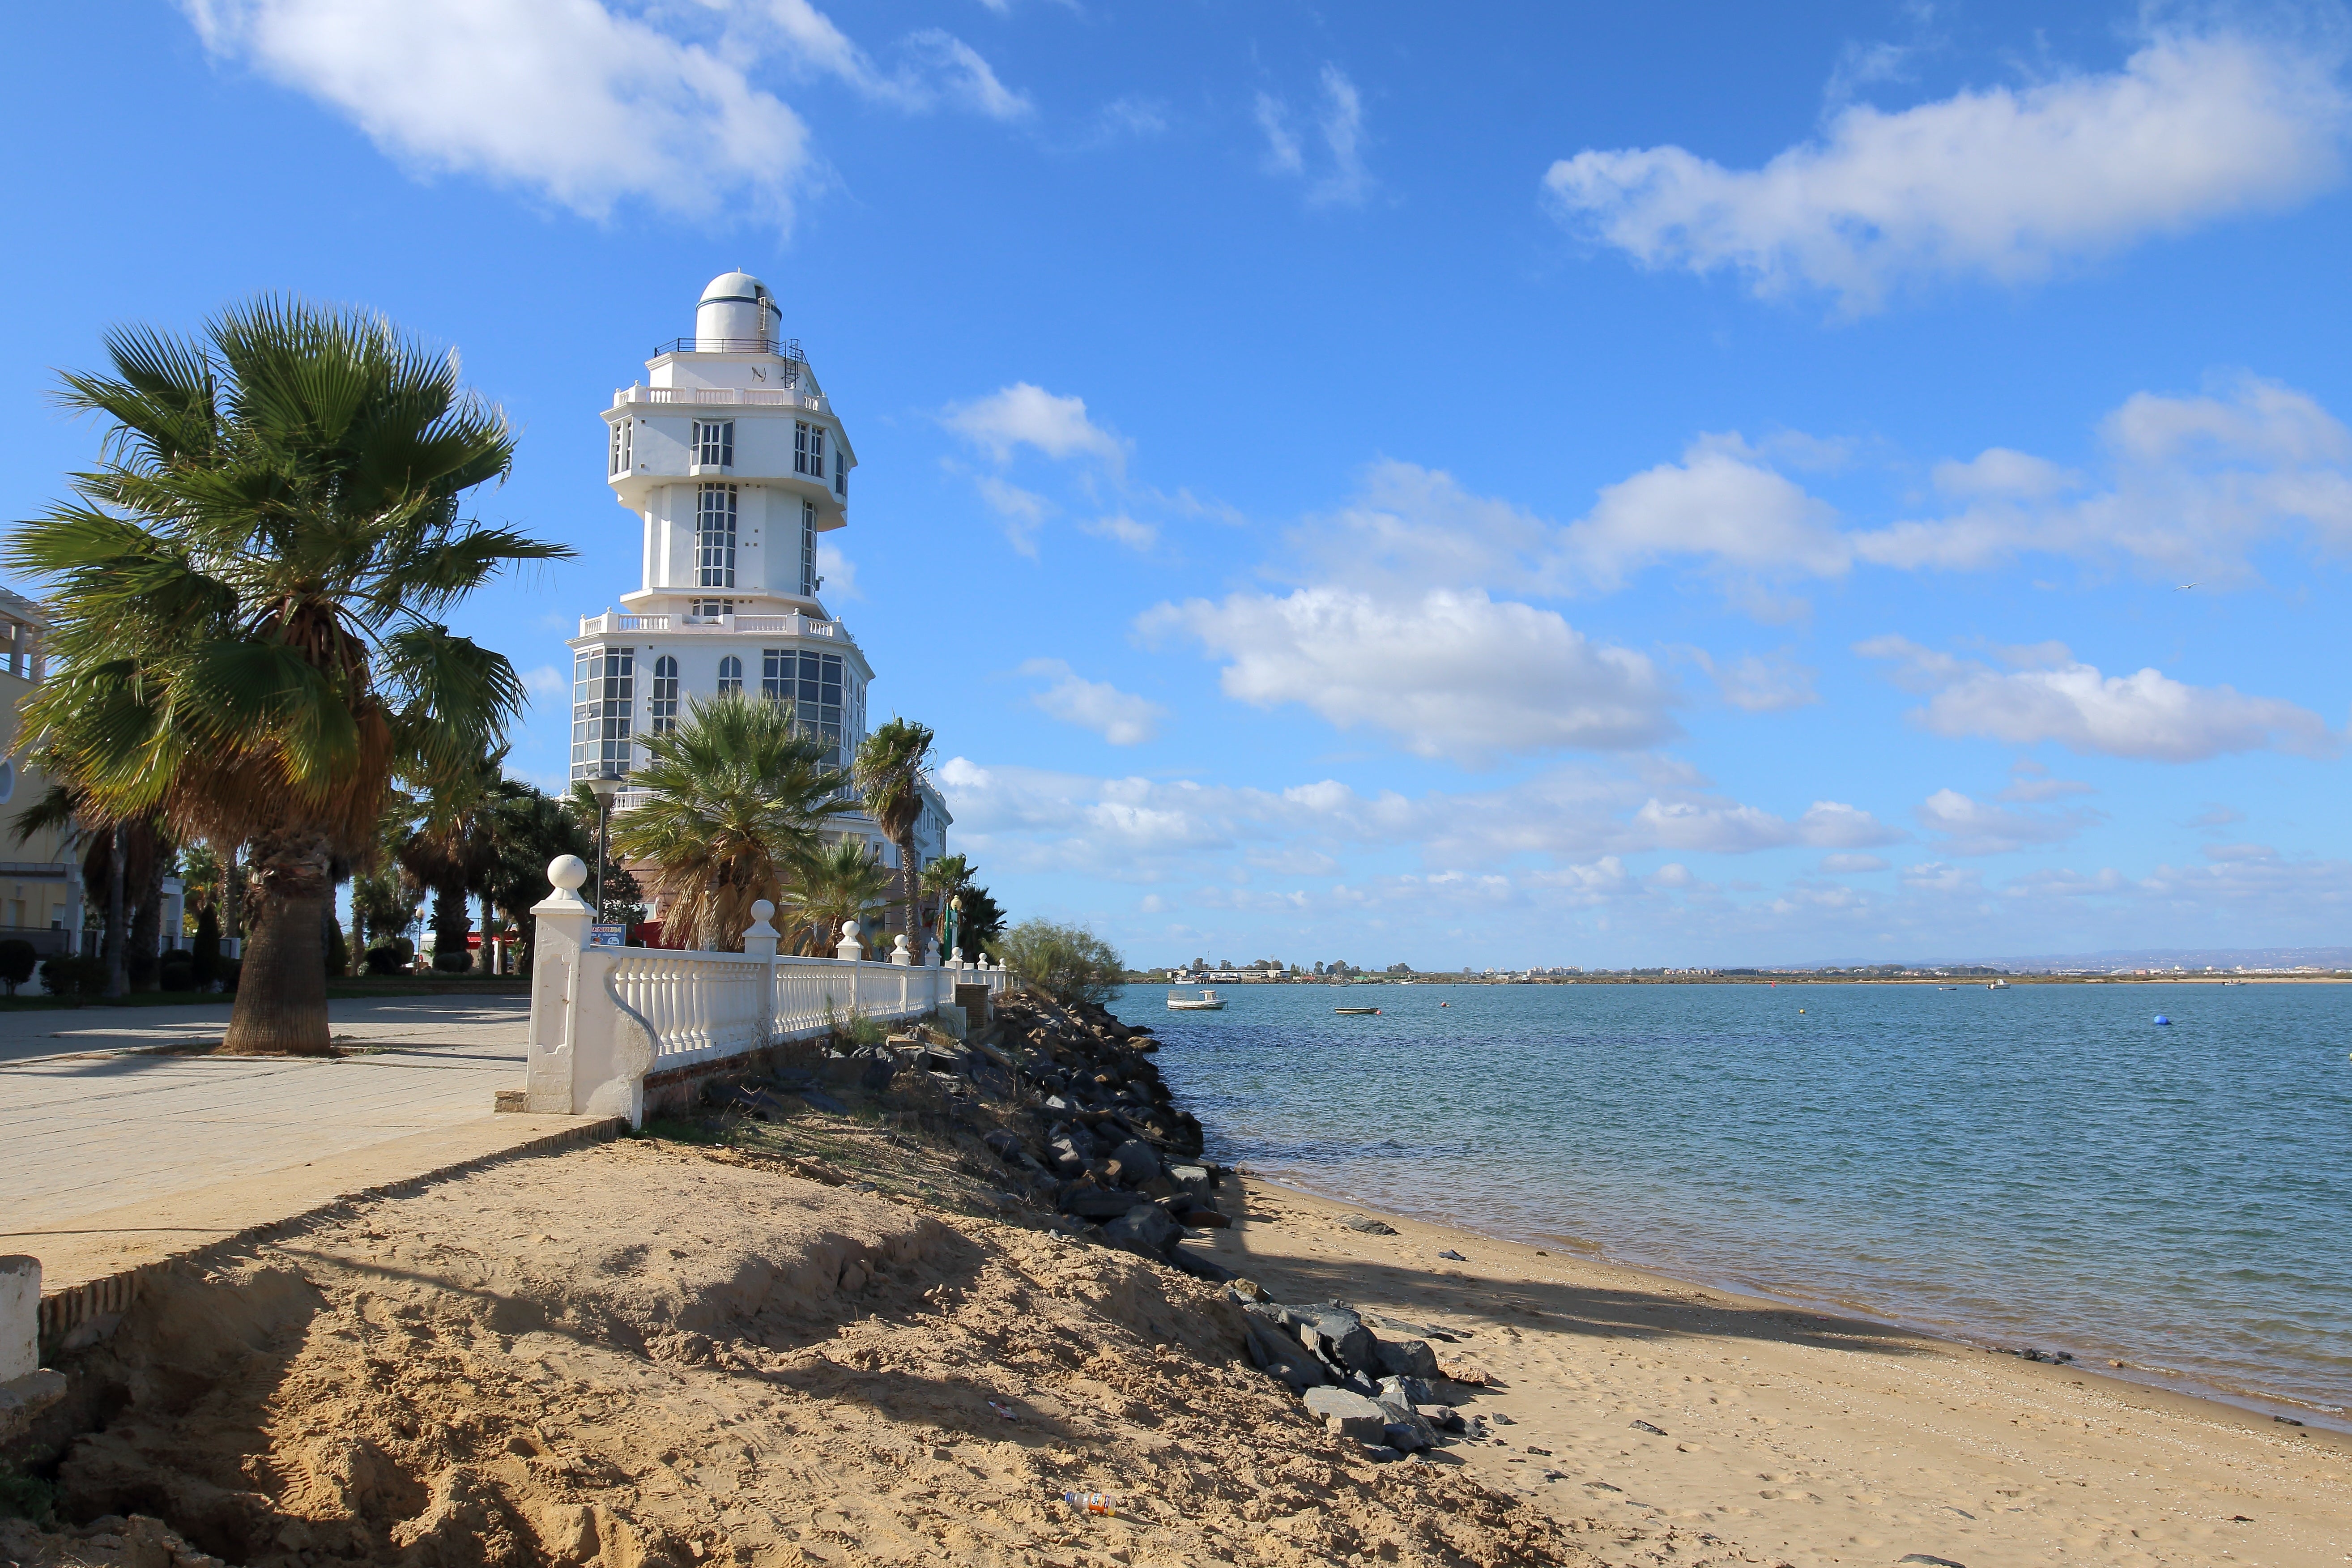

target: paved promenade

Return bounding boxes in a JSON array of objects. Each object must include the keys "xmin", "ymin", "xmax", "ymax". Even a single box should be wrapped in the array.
[{"xmin": 0, "ymin": 996, "xmax": 611, "ymax": 1296}]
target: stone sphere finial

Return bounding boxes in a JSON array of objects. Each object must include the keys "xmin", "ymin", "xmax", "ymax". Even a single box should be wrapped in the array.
[
  {"xmin": 840, "ymin": 918, "xmax": 861, "ymax": 939},
  {"xmin": 751, "ymin": 899, "xmax": 775, "ymax": 920},
  {"xmin": 549, "ymin": 855, "xmax": 589, "ymax": 892}
]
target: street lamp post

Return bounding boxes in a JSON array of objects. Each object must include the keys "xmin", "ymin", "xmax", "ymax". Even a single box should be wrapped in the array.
[{"xmin": 587, "ymin": 772, "xmax": 622, "ymax": 929}]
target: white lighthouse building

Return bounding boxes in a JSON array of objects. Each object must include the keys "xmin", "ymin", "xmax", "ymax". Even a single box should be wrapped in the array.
[{"xmin": 569, "ymin": 272, "xmax": 947, "ymax": 941}]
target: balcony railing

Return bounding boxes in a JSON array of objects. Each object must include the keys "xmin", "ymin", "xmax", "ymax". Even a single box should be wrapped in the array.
[
  {"xmin": 653, "ymin": 336, "xmax": 803, "ymax": 362},
  {"xmin": 576, "ymin": 611, "xmax": 842, "ymax": 639},
  {"xmin": 613, "ymin": 385, "xmax": 822, "ymax": 410}
]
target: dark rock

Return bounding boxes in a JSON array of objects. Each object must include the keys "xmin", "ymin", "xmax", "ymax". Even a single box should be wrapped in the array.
[
  {"xmin": 1167, "ymin": 1244, "xmax": 1236, "ymax": 1283},
  {"xmin": 1415, "ymin": 1403, "xmax": 1464, "ymax": 1432},
  {"xmin": 1341, "ymin": 1214, "xmax": 1398, "ymax": 1236},
  {"xmin": 1302, "ymin": 1388, "xmax": 1385, "ymax": 1444},
  {"xmin": 1374, "ymin": 1338, "xmax": 1441, "ymax": 1380},
  {"xmin": 1375, "ymin": 1379, "xmax": 1439, "ymax": 1450},
  {"xmin": 1167, "ymin": 1163, "xmax": 1212, "ymax": 1198},
  {"xmin": 1436, "ymin": 1249, "xmax": 1467, "ymax": 1261},
  {"xmin": 1381, "ymin": 1421, "xmax": 1430, "ymax": 1453},
  {"xmin": 795, "ymin": 1088, "xmax": 849, "ymax": 1115},
  {"xmin": 1102, "ymin": 1204, "xmax": 1180, "ymax": 1257},
  {"xmin": 1106, "ymin": 1138, "xmax": 1161, "ymax": 1185},
  {"xmin": 1311, "ymin": 1308, "xmax": 1377, "ymax": 1373},
  {"xmin": 1060, "ymin": 1185, "xmax": 1152, "ymax": 1220},
  {"xmin": 981, "ymin": 1129, "xmax": 1023, "ymax": 1163},
  {"xmin": 1629, "ymin": 1419, "xmax": 1667, "ymax": 1436}
]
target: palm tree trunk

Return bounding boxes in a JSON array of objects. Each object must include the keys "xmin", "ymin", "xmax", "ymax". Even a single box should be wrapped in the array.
[
  {"xmin": 480, "ymin": 888, "xmax": 496, "ymax": 973},
  {"xmin": 897, "ymin": 834, "xmax": 920, "ymax": 956},
  {"xmin": 103, "ymin": 823, "xmax": 128, "ymax": 998},
  {"xmin": 224, "ymin": 827, "xmax": 334, "ymax": 1054}
]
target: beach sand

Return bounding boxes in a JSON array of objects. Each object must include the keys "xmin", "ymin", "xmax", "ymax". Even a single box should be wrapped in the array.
[{"xmin": 1198, "ymin": 1174, "xmax": 2352, "ymax": 1567}]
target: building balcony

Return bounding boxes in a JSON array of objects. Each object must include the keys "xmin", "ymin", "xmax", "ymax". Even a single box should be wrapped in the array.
[
  {"xmin": 613, "ymin": 384, "xmax": 825, "ymax": 413},
  {"xmin": 575, "ymin": 610, "xmax": 845, "ymax": 641}
]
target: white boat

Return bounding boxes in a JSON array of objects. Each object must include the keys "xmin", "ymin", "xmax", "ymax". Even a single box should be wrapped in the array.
[
  {"xmin": 1166, "ymin": 989, "xmax": 1226, "ymax": 1011},
  {"xmin": 1986, "ymin": 979, "xmax": 2011, "ymax": 990}
]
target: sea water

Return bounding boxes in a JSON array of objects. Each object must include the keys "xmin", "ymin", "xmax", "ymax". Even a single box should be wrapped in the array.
[{"xmin": 1116, "ymin": 980, "xmax": 2352, "ymax": 1423}]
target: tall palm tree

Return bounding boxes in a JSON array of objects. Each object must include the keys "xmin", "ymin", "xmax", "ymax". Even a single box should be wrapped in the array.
[
  {"xmin": 7, "ymin": 297, "xmax": 565, "ymax": 1052},
  {"xmin": 611, "ymin": 692, "xmax": 851, "ymax": 952},
  {"xmin": 779, "ymin": 837, "xmax": 894, "ymax": 956},
  {"xmin": 397, "ymin": 749, "xmax": 511, "ymax": 971},
  {"xmin": 485, "ymin": 784, "xmax": 593, "ymax": 974},
  {"xmin": 918, "ymin": 852, "xmax": 970, "ymax": 953},
  {"xmin": 852, "ymin": 717, "xmax": 934, "ymax": 952}
]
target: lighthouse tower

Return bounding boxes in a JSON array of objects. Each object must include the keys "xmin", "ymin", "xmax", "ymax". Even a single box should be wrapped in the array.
[{"xmin": 568, "ymin": 273, "xmax": 946, "ymax": 936}]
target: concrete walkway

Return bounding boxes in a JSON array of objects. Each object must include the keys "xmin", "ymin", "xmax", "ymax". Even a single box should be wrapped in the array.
[{"xmin": 0, "ymin": 996, "xmax": 609, "ymax": 1299}]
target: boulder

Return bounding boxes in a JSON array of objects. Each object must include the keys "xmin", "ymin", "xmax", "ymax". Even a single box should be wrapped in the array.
[
  {"xmin": 1061, "ymin": 1185, "xmax": 1151, "ymax": 1220},
  {"xmin": 1311, "ymin": 1308, "xmax": 1377, "ymax": 1374},
  {"xmin": 1373, "ymin": 1337, "xmax": 1441, "ymax": 1381},
  {"xmin": 1415, "ymin": 1403, "xmax": 1465, "ymax": 1432},
  {"xmin": 1102, "ymin": 1204, "xmax": 1180, "ymax": 1258},
  {"xmin": 981, "ymin": 1129, "xmax": 1023, "ymax": 1163},
  {"xmin": 1341, "ymin": 1214, "xmax": 1398, "ymax": 1236},
  {"xmin": 1167, "ymin": 1164, "xmax": 1212, "ymax": 1199},
  {"xmin": 1374, "ymin": 1381, "xmax": 1438, "ymax": 1451},
  {"xmin": 1106, "ymin": 1139, "xmax": 1161, "ymax": 1185},
  {"xmin": 1302, "ymin": 1387, "xmax": 1385, "ymax": 1445},
  {"xmin": 1166, "ymin": 1245, "xmax": 1236, "ymax": 1283}
]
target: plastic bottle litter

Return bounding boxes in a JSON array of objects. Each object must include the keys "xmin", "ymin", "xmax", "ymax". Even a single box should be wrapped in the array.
[{"xmin": 1064, "ymin": 1491, "xmax": 1114, "ymax": 1516}]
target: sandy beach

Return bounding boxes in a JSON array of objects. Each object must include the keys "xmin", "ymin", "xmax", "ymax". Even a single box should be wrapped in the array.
[{"xmin": 1198, "ymin": 1174, "xmax": 2352, "ymax": 1567}]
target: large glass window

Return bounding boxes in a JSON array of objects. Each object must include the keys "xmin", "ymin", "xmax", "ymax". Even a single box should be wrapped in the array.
[
  {"xmin": 834, "ymin": 453, "xmax": 846, "ymax": 498},
  {"xmin": 762, "ymin": 648, "xmax": 844, "ymax": 765},
  {"xmin": 794, "ymin": 422, "xmax": 810, "ymax": 475},
  {"xmin": 717, "ymin": 655, "xmax": 742, "ymax": 694},
  {"xmin": 800, "ymin": 500, "xmax": 818, "ymax": 597},
  {"xmin": 648, "ymin": 655, "xmax": 679, "ymax": 734},
  {"xmin": 569, "ymin": 647, "xmax": 635, "ymax": 779},
  {"xmin": 608, "ymin": 418, "xmax": 632, "ymax": 475},
  {"xmin": 691, "ymin": 600, "xmax": 734, "ymax": 618},
  {"xmin": 696, "ymin": 483, "xmax": 737, "ymax": 588},
  {"xmin": 810, "ymin": 427, "xmax": 825, "ymax": 479},
  {"xmin": 691, "ymin": 419, "xmax": 733, "ymax": 469}
]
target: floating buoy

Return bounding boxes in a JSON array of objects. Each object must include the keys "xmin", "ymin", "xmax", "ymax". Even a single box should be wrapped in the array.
[
  {"xmin": 1798, "ymin": 1008, "xmax": 1806, "ymax": 1014},
  {"xmin": 2153, "ymin": 1014, "xmax": 2172, "ymax": 1026}
]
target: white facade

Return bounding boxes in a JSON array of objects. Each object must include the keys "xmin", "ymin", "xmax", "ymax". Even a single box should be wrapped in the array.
[{"xmin": 569, "ymin": 273, "xmax": 948, "ymax": 930}]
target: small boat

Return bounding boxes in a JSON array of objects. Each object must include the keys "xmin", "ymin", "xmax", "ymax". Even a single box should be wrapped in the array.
[
  {"xmin": 1986, "ymin": 980, "xmax": 2011, "ymax": 990},
  {"xmin": 1166, "ymin": 989, "xmax": 1226, "ymax": 1011},
  {"xmin": 1334, "ymin": 1006, "xmax": 1381, "ymax": 1015},
  {"xmin": 1937, "ymin": 985, "xmax": 1958, "ymax": 991}
]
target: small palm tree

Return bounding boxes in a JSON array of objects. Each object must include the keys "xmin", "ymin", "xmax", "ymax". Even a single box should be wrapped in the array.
[
  {"xmin": 611, "ymin": 692, "xmax": 850, "ymax": 951},
  {"xmin": 780, "ymin": 836, "xmax": 894, "ymax": 956},
  {"xmin": 397, "ymin": 750, "xmax": 510, "ymax": 972},
  {"xmin": 918, "ymin": 852, "xmax": 970, "ymax": 952},
  {"xmin": 852, "ymin": 717, "xmax": 935, "ymax": 950},
  {"xmin": 7, "ymin": 297, "xmax": 564, "ymax": 1052}
]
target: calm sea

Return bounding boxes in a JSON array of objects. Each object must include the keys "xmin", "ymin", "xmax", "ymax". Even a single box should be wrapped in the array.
[{"xmin": 1113, "ymin": 979, "xmax": 2352, "ymax": 1424}]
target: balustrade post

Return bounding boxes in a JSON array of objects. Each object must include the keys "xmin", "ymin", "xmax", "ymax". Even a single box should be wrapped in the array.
[
  {"xmin": 742, "ymin": 899, "xmax": 780, "ymax": 1044},
  {"xmin": 525, "ymin": 856, "xmax": 592, "ymax": 1113}
]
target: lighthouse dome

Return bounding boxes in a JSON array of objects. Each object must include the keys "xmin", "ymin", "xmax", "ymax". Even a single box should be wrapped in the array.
[{"xmin": 695, "ymin": 271, "xmax": 776, "ymax": 349}]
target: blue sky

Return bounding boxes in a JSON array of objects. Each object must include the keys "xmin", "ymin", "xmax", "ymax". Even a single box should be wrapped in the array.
[{"xmin": 4, "ymin": 0, "xmax": 2349, "ymax": 967}]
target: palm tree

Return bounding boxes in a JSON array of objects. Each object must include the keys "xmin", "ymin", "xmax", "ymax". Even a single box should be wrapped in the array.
[
  {"xmin": 852, "ymin": 717, "xmax": 934, "ymax": 951},
  {"xmin": 6, "ymin": 297, "xmax": 565, "ymax": 1052},
  {"xmin": 397, "ymin": 750, "xmax": 510, "ymax": 971},
  {"xmin": 918, "ymin": 852, "xmax": 970, "ymax": 954},
  {"xmin": 611, "ymin": 692, "xmax": 851, "ymax": 952},
  {"xmin": 485, "ymin": 784, "xmax": 593, "ymax": 974},
  {"xmin": 780, "ymin": 837, "xmax": 895, "ymax": 956}
]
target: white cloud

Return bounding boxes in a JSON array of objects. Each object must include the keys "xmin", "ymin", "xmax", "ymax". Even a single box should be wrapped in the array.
[
  {"xmin": 1683, "ymin": 647, "xmax": 1819, "ymax": 712},
  {"xmin": 813, "ymin": 541, "xmax": 857, "ymax": 598},
  {"xmin": 179, "ymin": 0, "xmax": 1031, "ymax": 222},
  {"xmin": 180, "ymin": 0, "xmax": 816, "ymax": 221},
  {"xmin": 1855, "ymin": 376, "xmax": 2352, "ymax": 577},
  {"xmin": 1080, "ymin": 514, "xmax": 1157, "ymax": 550},
  {"xmin": 1819, "ymin": 852, "xmax": 1890, "ymax": 873},
  {"xmin": 1567, "ymin": 436, "xmax": 1849, "ymax": 589},
  {"xmin": 1545, "ymin": 30, "xmax": 2350, "ymax": 313},
  {"xmin": 944, "ymin": 383, "xmax": 1126, "ymax": 471},
  {"xmin": 1860, "ymin": 636, "xmax": 2340, "ymax": 761},
  {"xmin": 522, "ymin": 664, "xmax": 567, "ymax": 698},
  {"xmin": 1139, "ymin": 586, "xmax": 1679, "ymax": 763},
  {"xmin": 1257, "ymin": 64, "xmax": 1373, "ymax": 205},
  {"xmin": 1018, "ymin": 660, "xmax": 1166, "ymax": 746},
  {"xmin": 1916, "ymin": 788, "xmax": 2099, "ymax": 856},
  {"xmin": 975, "ymin": 476, "xmax": 1050, "ymax": 557}
]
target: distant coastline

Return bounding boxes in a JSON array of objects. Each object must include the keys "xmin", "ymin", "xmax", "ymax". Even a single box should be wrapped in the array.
[{"xmin": 1139, "ymin": 969, "xmax": 2352, "ymax": 986}]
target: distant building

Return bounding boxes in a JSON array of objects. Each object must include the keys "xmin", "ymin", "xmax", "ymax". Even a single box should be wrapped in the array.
[{"xmin": 571, "ymin": 273, "xmax": 949, "ymax": 946}]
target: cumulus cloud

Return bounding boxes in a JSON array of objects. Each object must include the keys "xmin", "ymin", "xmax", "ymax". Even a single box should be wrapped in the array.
[
  {"xmin": 1565, "ymin": 436, "xmax": 1849, "ymax": 588},
  {"xmin": 1917, "ymin": 788, "xmax": 2100, "ymax": 855},
  {"xmin": 1256, "ymin": 64, "xmax": 1373, "ymax": 205},
  {"xmin": 1683, "ymin": 647, "xmax": 1819, "ymax": 712},
  {"xmin": 1544, "ymin": 29, "xmax": 2350, "ymax": 312},
  {"xmin": 944, "ymin": 383, "xmax": 1127, "ymax": 471},
  {"xmin": 1860, "ymin": 636, "xmax": 2340, "ymax": 761},
  {"xmin": 178, "ymin": 0, "xmax": 1028, "ymax": 222},
  {"xmin": 1139, "ymin": 586, "xmax": 1679, "ymax": 763},
  {"xmin": 1855, "ymin": 376, "xmax": 2352, "ymax": 578},
  {"xmin": 522, "ymin": 665, "xmax": 567, "ymax": 698},
  {"xmin": 1018, "ymin": 660, "xmax": 1166, "ymax": 745}
]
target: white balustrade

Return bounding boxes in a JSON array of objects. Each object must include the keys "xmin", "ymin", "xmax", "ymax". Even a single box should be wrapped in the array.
[
  {"xmin": 576, "ymin": 611, "xmax": 841, "ymax": 639},
  {"xmin": 614, "ymin": 386, "xmax": 824, "ymax": 411},
  {"xmin": 520, "ymin": 860, "xmax": 1010, "ymax": 1128}
]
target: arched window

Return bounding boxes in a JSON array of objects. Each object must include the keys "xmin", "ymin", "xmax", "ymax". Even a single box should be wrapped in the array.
[
  {"xmin": 648, "ymin": 655, "xmax": 679, "ymax": 733},
  {"xmin": 717, "ymin": 655, "xmax": 742, "ymax": 695}
]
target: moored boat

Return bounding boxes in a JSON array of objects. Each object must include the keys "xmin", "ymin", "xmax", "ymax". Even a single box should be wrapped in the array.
[{"xmin": 1166, "ymin": 989, "xmax": 1226, "ymax": 1011}]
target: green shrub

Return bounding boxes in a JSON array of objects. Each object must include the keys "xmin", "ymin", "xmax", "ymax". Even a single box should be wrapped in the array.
[
  {"xmin": 218, "ymin": 958, "xmax": 242, "ymax": 994},
  {"xmin": 0, "ymin": 938, "xmax": 36, "ymax": 997},
  {"xmin": 159, "ymin": 949, "xmax": 197, "ymax": 992},
  {"xmin": 38, "ymin": 954, "xmax": 106, "ymax": 998},
  {"xmin": 326, "ymin": 923, "xmax": 349, "ymax": 979},
  {"xmin": 996, "ymin": 919, "xmax": 1125, "ymax": 1007}
]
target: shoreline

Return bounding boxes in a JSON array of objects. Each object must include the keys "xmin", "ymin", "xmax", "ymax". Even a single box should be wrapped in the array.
[
  {"xmin": 1193, "ymin": 1165, "xmax": 2352, "ymax": 1566},
  {"xmin": 1239, "ymin": 1162, "xmax": 2351, "ymax": 1438}
]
